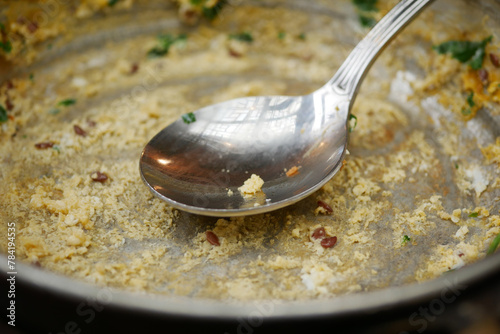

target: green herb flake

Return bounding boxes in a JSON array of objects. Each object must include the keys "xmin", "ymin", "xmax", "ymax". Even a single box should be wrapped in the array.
[
  {"xmin": 0, "ymin": 22, "xmax": 11, "ymax": 53},
  {"xmin": 182, "ymin": 112, "xmax": 196, "ymax": 124},
  {"xmin": 352, "ymin": 0, "xmax": 378, "ymax": 28},
  {"xmin": 202, "ymin": 0, "xmax": 227, "ymax": 20},
  {"xmin": 0, "ymin": 40, "xmax": 12, "ymax": 54},
  {"xmin": 461, "ymin": 108, "xmax": 471, "ymax": 116},
  {"xmin": 29, "ymin": 73, "xmax": 34, "ymax": 81},
  {"xmin": 352, "ymin": 0, "xmax": 378, "ymax": 12},
  {"xmin": 454, "ymin": 163, "xmax": 459, "ymax": 169},
  {"xmin": 466, "ymin": 91, "xmax": 475, "ymax": 108},
  {"xmin": 52, "ymin": 145, "xmax": 61, "ymax": 153},
  {"xmin": 147, "ymin": 34, "xmax": 187, "ymax": 58},
  {"xmin": 433, "ymin": 36, "xmax": 493, "ymax": 70},
  {"xmin": 229, "ymin": 32, "xmax": 254, "ymax": 43},
  {"xmin": 0, "ymin": 105, "xmax": 8, "ymax": 123},
  {"xmin": 278, "ymin": 32, "xmax": 286, "ymax": 40},
  {"xmin": 348, "ymin": 114, "xmax": 358, "ymax": 132},
  {"xmin": 359, "ymin": 14, "xmax": 376, "ymax": 28},
  {"xmin": 468, "ymin": 212, "xmax": 479, "ymax": 218},
  {"xmin": 487, "ymin": 234, "xmax": 500, "ymax": 255},
  {"xmin": 147, "ymin": 47, "xmax": 168, "ymax": 58},
  {"xmin": 108, "ymin": 0, "xmax": 119, "ymax": 6},
  {"xmin": 48, "ymin": 108, "xmax": 60, "ymax": 115},
  {"xmin": 298, "ymin": 33, "xmax": 306, "ymax": 40},
  {"xmin": 58, "ymin": 98, "xmax": 76, "ymax": 107},
  {"xmin": 402, "ymin": 235, "xmax": 411, "ymax": 246}
]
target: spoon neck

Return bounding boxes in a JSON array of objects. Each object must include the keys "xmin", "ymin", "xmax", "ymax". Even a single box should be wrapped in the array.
[{"xmin": 325, "ymin": 0, "xmax": 434, "ymax": 103}]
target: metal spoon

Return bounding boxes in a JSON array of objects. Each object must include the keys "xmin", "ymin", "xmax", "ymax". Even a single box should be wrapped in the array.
[{"xmin": 140, "ymin": 0, "xmax": 434, "ymax": 217}]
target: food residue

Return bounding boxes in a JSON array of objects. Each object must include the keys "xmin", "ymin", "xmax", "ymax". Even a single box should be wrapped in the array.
[
  {"xmin": 238, "ymin": 174, "xmax": 264, "ymax": 197},
  {"xmin": 286, "ymin": 166, "xmax": 300, "ymax": 177}
]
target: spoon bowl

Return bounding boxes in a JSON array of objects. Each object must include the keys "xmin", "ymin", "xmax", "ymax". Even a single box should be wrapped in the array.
[{"xmin": 140, "ymin": 0, "xmax": 434, "ymax": 216}]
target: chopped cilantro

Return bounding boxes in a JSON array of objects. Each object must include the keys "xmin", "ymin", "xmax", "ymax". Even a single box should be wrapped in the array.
[
  {"xmin": 229, "ymin": 32, "xmax": 253, "ymax": 43},
  {"xmin": 182, "ymin": 112, "xmax": 196, "ymax": 124},
  {"xmin": 352, "ymin": 0, "xmax": 378, "ymax": 28},
  {"xmin": 147, "ymin": 34, "xmax": 187, "ymax": 58},
  {"xmin": 348, "ymin": 114, "xmax": 358, "ymax": 132},
  {"xmin": 58, "ymin": 98, "xmax": 76, "ymax": 107},
  {"xmin": 352, "ymin": 0, "xmax": 378, "ymax": 12},
  {"xmin": 52, "ymin": 145, "xmax": 61, "ymax": 153},
  {"xmin": 466, "ymin": 91, "xmax": 475, "ymax": 107},
  {"xmin": 461, "ymin": 108, "xmax": 471, "ymax": 116},
  {"xmin": 487, "ymin": 234, "xmax": 500, "ymax": 255},
  {"xmin": 0, "ymin": 105, "xmax": 7, "ymax": 123},
  {"xmin": 298, "ymin": 33, "xmax": 306, "ymax": 40},
  {"xmin": 29, "ymin": 73, "xmax": 34, "ymax": 81},
  {"xmin": 202, "ymin": 0, "xmax": 227, "ymax": 20},
  {"xmin": 278, "ymin": 32, "xmax": 286, "ymax": 40},
  {"xmin": 0, "ymin": 40, "xmax": 12, "ymax": 53},
  {"xmin": 402, "ymin": 235, "xmax": 411, "ymax": 246},
  {"xmin": 433, "ymin": 36, "xmax": 493, "ymax": 70},
  {"xmin": 359, "ymin": 14, "xmax": 376, "ymax": 28},
  {"xmin": 108, "ymin": 0, "xmax": 119, "ymax": 6},
  {"xmin": 147, "ymin": 46, "xmax": 168, "ymax": 58},
  {"xmin": 454, "ymin": 162, "xmax": 459, "ymax": 169},
  {"xmin": 468, "ymin": 212, "xmax": 478, "ymax": 218},
  {"xmin": 48, "ymin": 108, "xmax": 60, "ymax": 115}
]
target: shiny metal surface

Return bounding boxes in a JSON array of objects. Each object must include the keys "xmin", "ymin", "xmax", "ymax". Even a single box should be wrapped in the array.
[{"xmin": 140, "ymin": 0, "xmax": 434, "ymax": 216}]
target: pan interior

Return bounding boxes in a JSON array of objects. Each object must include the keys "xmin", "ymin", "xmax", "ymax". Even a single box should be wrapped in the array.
[{"xmin": 0, "ymin": 0, "xmax": 499, "ymax": 310}]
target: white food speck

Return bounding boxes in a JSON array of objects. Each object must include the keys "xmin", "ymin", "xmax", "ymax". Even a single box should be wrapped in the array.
[{"xmin": 464, "ymin": 165, "xmax": 490, "ymax": 197}]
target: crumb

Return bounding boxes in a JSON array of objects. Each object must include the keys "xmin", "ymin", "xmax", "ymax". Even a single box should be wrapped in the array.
[{"xmin": 238, "ymin": 174, "xmax": 264, "ymax": 196}]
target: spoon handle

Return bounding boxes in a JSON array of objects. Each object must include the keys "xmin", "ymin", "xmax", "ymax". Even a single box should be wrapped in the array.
[{"xmin": 327, "ymin": 0, "xmax": 434, "ymax": 100}]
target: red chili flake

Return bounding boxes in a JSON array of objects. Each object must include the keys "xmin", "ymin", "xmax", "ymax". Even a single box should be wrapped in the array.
[
  {"xmin": 228, "ymin": 49, "xmax": 242, "ymax": 58},
  {"xmin": 312, "ymin": 227, "xmax": 326, "ymax": 240},
  {"xmin": 490, "ymin": 53, "xmax": 500, "ymax": 68},
  {"xmin": 17, "ymin": 16, "xmax": 27, "ymax": 24},
  {"xmin": 6, "ymin": 80, "xmax": 14, "ymax": 90},
  {"xmin": 458, "ymin": 252, "xmax": 464, "ymax": 257},
  {"xmin": 321, "ymin": 236, "xmax": 337, "ymax": 249},
  {"xmin": 27, "ymin": 22, "xmax": 38, "ymax": 33},
  {"xmin": 183, "ymin": 9, "xmax": 197, "ymax": 20},
  {"xmin": 317, "ymin": 200, "xmax": 333, "ymax": 213},
  {"xmin": 206, "ymin": 231, "xmax": 220, "ymax": 246},
  {"xmin": 73, "ymin": 125, "xmax": 87, "ymax": 137},
  {"xmin": 477, "ymin": 68, "xmax": 489, "ymax": 85},
  {"xmin": 91, "ymin": 171, "xmax": 108, "ymax": 183},
  {"xmin": 5, "ymin": 97, "xmax": 14, "ymax": 111},
  {"xmin": 7, "ymin": 115, "xmax": 14, "ymax": 121},
  {"xmin": 130, "ymin": 63, "xmax": 139, "ymax": 74},
  {"xmin": 35, "ymin": 141, "xmax": 54, "ymax": 149}
]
